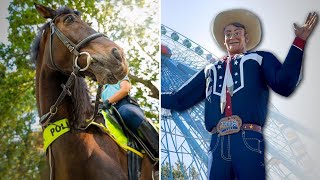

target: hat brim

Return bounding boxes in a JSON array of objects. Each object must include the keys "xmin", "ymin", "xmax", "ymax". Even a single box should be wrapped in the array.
[{"xmin": 211, "ymin": 9, "xmax": 261, "ymax": 51}]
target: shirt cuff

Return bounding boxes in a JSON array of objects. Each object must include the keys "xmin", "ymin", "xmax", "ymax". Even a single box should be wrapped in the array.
[{"xmin": 293, "ymin": 37, "xmax": 306, "ymax": 51}]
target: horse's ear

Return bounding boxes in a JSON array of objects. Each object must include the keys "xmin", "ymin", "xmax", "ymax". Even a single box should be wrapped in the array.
[{"xmin": 34, "ymin": 3, "xmax": 56, "ymax": 19}]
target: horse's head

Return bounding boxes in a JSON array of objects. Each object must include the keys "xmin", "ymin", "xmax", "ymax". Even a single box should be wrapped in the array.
[{"xmin": 34, "ymin": 3, "xmax": 128, "ymax": 84}]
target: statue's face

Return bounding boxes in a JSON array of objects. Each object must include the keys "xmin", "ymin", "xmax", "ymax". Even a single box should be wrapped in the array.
[{"xmin": 224, "ymin": 24, "xmax": 248, "ymax": 55}]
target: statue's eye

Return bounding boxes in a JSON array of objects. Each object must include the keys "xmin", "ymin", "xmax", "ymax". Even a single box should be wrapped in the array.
[{"xmin": 225, "ymin": 33, "xmax": 232, "ymax": 38}]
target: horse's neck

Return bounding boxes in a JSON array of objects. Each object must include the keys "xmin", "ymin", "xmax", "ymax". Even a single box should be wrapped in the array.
[
  {"xmin": 37, "ymin": 70, "xmax": 71, "ymax": 119},
  {"xmin": 37, "ymin": 69, "xmax": 93, "ymax": 126}
]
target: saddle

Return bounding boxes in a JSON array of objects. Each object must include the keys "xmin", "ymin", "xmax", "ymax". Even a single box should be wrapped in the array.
[{"xmin": 92, "ymin": 106, "xmax": 157, "ymax": 180}]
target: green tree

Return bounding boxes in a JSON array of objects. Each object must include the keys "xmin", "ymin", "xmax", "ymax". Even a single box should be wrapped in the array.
[
  {"xmin": 161, "ymin": 161, "xmax": 200, "ymax": 180},
  {"xmin": 172, "ymin": 161, "xmax": 188, "ymax": 180},
  {"xmin": 189, "ymin": 166, "xmax": 200, "ymax": 180},
  {"xmin": 0, "ymin": 0, "xmax": 159, "ymax": 178},
  {"xmin": 161, "ymin": 162, "xmax": 171, "ymax": 179}
]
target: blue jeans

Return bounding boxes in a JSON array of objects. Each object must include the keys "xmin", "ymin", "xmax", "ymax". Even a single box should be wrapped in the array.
[
  {"xmin": 114, "ymin": 98, "xmax": 144, "ymax": 133},
  {"xmin": 207, "ymin": 130, "xmax": 265, "ymax": 180}
]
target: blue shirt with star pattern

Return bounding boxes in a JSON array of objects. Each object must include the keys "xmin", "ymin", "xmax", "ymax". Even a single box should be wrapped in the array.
[{"xmin": 162, "ymin": 37, "xmax": 305, "ymax": 132}]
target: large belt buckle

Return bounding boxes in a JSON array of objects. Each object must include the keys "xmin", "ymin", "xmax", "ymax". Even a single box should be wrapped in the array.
[{"xmin": 217, "ymin": 115, "xmax": 242, "ymax": 136}]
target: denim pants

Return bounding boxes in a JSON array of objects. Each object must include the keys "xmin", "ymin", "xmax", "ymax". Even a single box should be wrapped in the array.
[
  {"xmin": 114, "ymin": 98, "xmax": 144, "ymax": 133},
  {"xmin": 207, "ymin": 130, "xmax": 265, "ymax": 180}
]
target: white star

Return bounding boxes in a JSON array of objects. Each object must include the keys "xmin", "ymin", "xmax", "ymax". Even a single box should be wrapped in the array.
[
  {"xmin": 219, "ymin": 84, "xmax": 222, "ymax": 87},
  {"xmin": 235, "ymin": 81, "xmax": 238, "ymax": 84},
  {"xmin": 234, "ymin": 60, "xmax": 238, "ymax": 65},
  {"xmin": 217, "ymin": 65, "xmax": 222, "ymax": 69},
  {"xmin": 219, "ymin": 76, "xmax": 223, "ymax": 79},
  {"xmin": 235, "ymin": 72, "xmax": 238, "ymax": 76}
]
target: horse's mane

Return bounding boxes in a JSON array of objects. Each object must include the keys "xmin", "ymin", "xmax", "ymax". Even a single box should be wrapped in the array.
[
  {"xmin": 72, "ymin": 77, "xmax": 94, "ymax": 127},
  {"xmin": 30, "ymin": 6, "xmax": 81, "ymax": 63}
]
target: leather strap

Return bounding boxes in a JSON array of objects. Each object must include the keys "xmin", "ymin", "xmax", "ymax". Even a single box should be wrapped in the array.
[
  {"xmin": 75, "ymin": 33, "xmax": 106, "ymax": 50},
  {"xmin": 210, "ymin": 123, "xmax": 262, "ymax": 135},
  {"xmin": 49, "ymin": 21, "xmax": 105, "ymax": 74},
  {"xmin": 41, "ymin": 20, "xmax": 107, "ymax": 127},
  {"xmin": 242, "ymin": 123, "xmax": 262, "ymax": 133}
]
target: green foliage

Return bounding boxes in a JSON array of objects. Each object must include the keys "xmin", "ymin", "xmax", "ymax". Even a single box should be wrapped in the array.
[
  {"xmin": 0, "ymin": 0, "xmax": 159, "ymax": 178},
  {"xmin": 172, "ymin": 161, "xmax": 187, "ymax": 180},
  {"xmin": 161, "ymin": 161, "xmax": 200, "ymax": 180},
  {"xmin": 96, "ymin": 0, "xmax": 159, "ymax": 121},
  {"xmin": 161, "ymin": 162, "xmax": 171, "ymax": 179}
]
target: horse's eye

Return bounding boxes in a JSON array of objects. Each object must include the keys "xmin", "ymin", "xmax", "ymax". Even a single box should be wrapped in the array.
[{"xmin": 64, "ymin": 15, "xmax": 75, "ymax": 23}]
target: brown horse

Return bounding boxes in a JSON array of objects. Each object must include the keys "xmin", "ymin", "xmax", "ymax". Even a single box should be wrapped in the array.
[{"xmin": 31, "ymin": 4, "xmax": 155, "ymax": 180}]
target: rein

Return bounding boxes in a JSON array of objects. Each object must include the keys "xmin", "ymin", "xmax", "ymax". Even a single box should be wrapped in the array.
[{"xmin": 40, "ymin": 18, "xmax": 105, "ymax": 128}]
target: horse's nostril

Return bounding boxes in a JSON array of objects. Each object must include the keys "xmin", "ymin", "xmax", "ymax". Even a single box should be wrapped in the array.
[{"xmin": 112, "ymin": 48, "xmax": 122, "ymax": 61}]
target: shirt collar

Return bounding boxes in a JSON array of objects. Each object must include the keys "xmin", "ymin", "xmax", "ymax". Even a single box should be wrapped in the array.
[{"xmin": 221, "ymin": 52, "xmax": 247, "ymax": 62}]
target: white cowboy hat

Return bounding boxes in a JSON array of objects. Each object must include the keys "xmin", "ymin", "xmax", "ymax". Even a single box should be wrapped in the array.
[{"xmin": 211, "ymin": 9, "xmax": 261, "ymax": 51}]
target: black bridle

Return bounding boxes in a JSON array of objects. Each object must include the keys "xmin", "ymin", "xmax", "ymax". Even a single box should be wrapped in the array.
[
  {"xmin": 40, "ymin": 15, "xmax": 105, "ymax": 127},
  {"xmin": 48, "ymin": 16, "xmax": 105, "ymax": 74}
]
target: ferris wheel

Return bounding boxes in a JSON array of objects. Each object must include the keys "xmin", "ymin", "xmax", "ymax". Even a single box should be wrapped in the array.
[{"xmin": 160, "ymin": 24, "xmax": 319, "ymax": 180}]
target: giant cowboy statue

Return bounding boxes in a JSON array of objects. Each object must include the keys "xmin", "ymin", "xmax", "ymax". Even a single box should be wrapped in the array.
[{"xmin": 161, "ymin": 9, "xmax": 318, "ymax": 179}]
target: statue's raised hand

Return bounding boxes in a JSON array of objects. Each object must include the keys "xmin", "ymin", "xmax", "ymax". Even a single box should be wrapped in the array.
[{"xmin": 294, "ymin": 12, "xmax": 318, "ymax": 40}]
